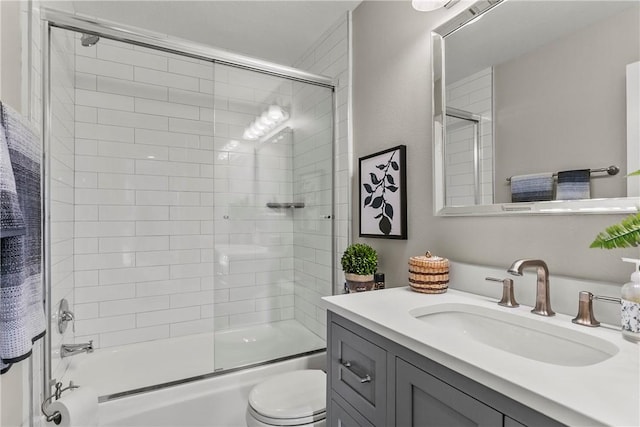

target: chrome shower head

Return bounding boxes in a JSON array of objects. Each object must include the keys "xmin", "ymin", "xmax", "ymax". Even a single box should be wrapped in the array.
[{"xmin": 80, "ymin": 33, "xmax": 100, "ymax": 47}]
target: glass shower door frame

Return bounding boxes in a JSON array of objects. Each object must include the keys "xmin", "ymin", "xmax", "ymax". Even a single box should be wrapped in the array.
[
  {"xmin": 41, "ymin": 7, "xmax": 337, "ymax": 401},
  {"xmin": 445, "ymin": 107, "xmax": 482, "ymax": 206}
]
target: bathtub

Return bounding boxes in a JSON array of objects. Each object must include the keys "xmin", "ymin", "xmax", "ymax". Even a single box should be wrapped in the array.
[
  {"xmin": 99, "ymin": 352, "xmax": 326, "ymax": 427},
  {"xmin": 65, "ymin": 319, "xmax": 326, "ymax": 398},
  {"xmin": 60, "ymin": 319, "xmax": 326, "ymax": 426}
]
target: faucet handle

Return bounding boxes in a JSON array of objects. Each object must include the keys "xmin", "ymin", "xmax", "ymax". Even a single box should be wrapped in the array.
[
  {"xmin": 57, "ymin": 299, "xmax": 75, "ymax": 334},
  {"xmin": 485, "ymin": 277, "xmax": 519, "ymax": 308},
  {"xmin": 572, "ymin": 291, "xmax": 621, "ymax": 327},
  {"xmin": 572, "ymin": 291, "xmax": 600, "ymax": 327}
]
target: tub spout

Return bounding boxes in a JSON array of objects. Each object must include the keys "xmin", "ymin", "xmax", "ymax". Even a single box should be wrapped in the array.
[{"xmin": 61, "ymin": 340, "xmax": 94, "ymax": 358}]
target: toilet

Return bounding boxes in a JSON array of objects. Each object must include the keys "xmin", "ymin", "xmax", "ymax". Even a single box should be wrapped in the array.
[{"xmin": 246, "ymin": 370, "xmax": 327, "ymax": 427}]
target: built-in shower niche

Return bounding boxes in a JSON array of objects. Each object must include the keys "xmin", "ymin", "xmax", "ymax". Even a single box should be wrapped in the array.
[{"xmin": 46, "ymin": 21, "xmax": 334, "ymax": 397}]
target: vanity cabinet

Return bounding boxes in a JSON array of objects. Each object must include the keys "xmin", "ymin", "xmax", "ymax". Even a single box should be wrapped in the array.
[
  {"xmin": 327, "ymin": 311, "xmax": 565, "ymax": 427},
  {"xmin": 396, "ymin": 358, "xmax": 502, "ymax": 426},
  {"xmin": 330, "ymin": 323, "xmax": 388, "ymax": 423}
]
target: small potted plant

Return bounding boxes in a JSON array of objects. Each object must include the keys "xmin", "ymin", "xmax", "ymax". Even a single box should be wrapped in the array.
[{"xmin": 341, "ymin": 243, "xmax": 378, "ymax": 292}]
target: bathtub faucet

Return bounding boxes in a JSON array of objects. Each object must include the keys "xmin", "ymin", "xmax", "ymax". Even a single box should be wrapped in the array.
[{"xmin": 60, "ymin": 340, "xmax": 94, "ymax": 358}]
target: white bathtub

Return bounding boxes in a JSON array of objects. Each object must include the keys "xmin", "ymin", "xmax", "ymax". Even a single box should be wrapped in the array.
[
  {"xmin": 65, "ymin": 319, "xmax": 326, "ymax": 398},
  {"xmin": 99, "ymin": 352, "xmax": 326, "ymax": 427}
]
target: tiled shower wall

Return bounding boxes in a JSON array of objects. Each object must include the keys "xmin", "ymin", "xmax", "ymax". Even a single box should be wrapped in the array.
[
  {"xmin": 291, "ymin": 84, "xmax": 333, "ymax": 338},
  {"xmin": 70, "ymin": 37, "xmax": 296, "ymax": 348},
  {"xmin": 293, "ymin": 14, "xmax": 350, "ymax": 338},
  {"xmin": 445, "ymin": 67, "xmax": 494, "ymax": 206},
  {"xmin": 71, "ymin": 39, "xmax": 216, "ymax": 348},
  {"xmin": 48, "ymin": 27, "xmax": 76, "ymax": 384},
  {"xmin": 212, "ymin": 68, "xmax": 296, "ymax": 331},
  {"xmin": 45, "ymin": 13, "xmax": 349, "ymax": 350}
]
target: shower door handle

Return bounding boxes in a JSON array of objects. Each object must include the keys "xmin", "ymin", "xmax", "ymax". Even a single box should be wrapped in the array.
[{"xmin": 339, "ymin": 359, "xmax": 371, "ymax": 383}]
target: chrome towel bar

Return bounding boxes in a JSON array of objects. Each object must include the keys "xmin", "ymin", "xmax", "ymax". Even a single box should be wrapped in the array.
[{"xmin": 506, "ymin": 165, "xmax": 619, "ymax": 182}]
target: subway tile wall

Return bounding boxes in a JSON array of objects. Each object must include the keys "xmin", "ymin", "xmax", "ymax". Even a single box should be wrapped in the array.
[
  {"xmin": 71, "ymin": 39, "xmax": 215, "ymax": 348},
  {"xmin": 70, "ymin": 37, "xmax": 299, "ymax": 348},
  {"xmin": 293, "ymin": 14, "xmax": 351, "ymax": 339},
  {"xmin": 48, "ymin": 27, "xmax": 76, "ymax": 384},
  {"xmin": 211, "ymin": 64, "xmax": 296, "ymax": 331},
  {"xmin": 446, "ymin": 68, "xmax": 494, "ymax": 206},
  {"xmin": 44, "ymin": 11, "xmax": 351, "ymax": 354}
]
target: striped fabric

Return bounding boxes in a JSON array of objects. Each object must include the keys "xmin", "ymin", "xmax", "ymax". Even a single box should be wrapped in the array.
[
  {"xmin": 0, "ymin": 101, "xmax": 45, "ymax": 374},
  {"xmin": 510, "ymin": 173, "xmax": 554, "ymax": 202},
  {"xmin": 555, "ymin": 169, "xmax": 591, "ymax": 200}
]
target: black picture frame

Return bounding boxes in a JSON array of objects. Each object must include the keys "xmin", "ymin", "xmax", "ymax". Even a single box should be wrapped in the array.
[{"xmin": 359, "ymin": 145, "xmax": 407, "ymax": 239}]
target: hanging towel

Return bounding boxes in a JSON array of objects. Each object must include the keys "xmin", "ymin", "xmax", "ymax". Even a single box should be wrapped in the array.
[
  {"xmin": 555, "ymin": 169, "xmax": 591, "ymax": 200},
  {"xmin": 0, "ymin": 101, "xmax": 45, "ymax": 374},
  {"xmin": 510, "ymin": 172, "xmax": 554, "ymax": 202}
]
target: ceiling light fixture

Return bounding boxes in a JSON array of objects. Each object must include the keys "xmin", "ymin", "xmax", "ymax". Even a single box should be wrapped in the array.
[
  {"xmin": 243, "ymin": 105, "xmax": 289, "ymax": 141},
  {"xmin": 412, "ymin": 0, "xmax": 460, "ymax": 12}
]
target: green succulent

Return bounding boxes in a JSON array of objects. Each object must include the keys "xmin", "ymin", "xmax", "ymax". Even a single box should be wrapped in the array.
[
  {"xmin": 341, "ymin": 244, "xmax": 378, "ymax": 275},
  {"xmin": 591, "ymin": 170, "xmax": 640, "ymax": 249}
]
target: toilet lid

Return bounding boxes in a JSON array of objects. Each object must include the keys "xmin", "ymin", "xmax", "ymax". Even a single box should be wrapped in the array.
[{"xmin": 248, "ymin": 370, "xmax": 326, "ymax": 420}]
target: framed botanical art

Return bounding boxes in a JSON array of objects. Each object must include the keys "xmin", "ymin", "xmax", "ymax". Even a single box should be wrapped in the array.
[{"xmin": 359, "ymin": 145, "xmax": 407, "ymax": 239}]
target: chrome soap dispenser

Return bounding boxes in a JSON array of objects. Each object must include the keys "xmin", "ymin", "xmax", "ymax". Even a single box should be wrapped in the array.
[{"xmin": 621, "ymin": 257, "xmax": 640, "ymax": 342}]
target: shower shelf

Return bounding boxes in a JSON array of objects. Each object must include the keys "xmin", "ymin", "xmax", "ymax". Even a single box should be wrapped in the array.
[{"xmin": 266, "ymin": 202, "xmax": 305, "ymax": 209}]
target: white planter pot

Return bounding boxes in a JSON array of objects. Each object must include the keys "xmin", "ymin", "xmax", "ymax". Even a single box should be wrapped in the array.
[{"xmin": 344, "ymin": 273, "xmax": 375, "ymax": 293}]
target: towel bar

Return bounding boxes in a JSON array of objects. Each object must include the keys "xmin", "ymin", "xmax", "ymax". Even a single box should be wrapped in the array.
[{"xmin": 506, "ymin": 165, "xmax": 619, "ymax": 182}]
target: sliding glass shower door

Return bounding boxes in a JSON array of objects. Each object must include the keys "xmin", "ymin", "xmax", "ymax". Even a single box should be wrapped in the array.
[
  {"xmin": 46, "ymin": 23, "xmax": 333, "ymax": 397},
  {"xmin": 211, "ymin": 64, "xmax": 331, "ymax": 371}
]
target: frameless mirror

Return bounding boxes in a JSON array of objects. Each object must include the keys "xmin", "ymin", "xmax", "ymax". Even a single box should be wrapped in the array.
[{"xmin": 432, "ymin": 0, "xmax": 640, "ymax": 216}]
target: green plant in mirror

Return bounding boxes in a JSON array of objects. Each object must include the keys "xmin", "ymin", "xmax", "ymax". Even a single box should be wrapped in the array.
[
  {"xmin": 341, "ymin": 243, "xmax": 378, "ymax": 275},
  {"xmin": 591, "ymin": 170, "xmax": 640, "ymax": 249}
]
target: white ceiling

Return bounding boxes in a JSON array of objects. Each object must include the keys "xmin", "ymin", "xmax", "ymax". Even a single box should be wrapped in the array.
[{"xmin": 68, "ymin": 0, "xmax": 362, "ymax": 66}]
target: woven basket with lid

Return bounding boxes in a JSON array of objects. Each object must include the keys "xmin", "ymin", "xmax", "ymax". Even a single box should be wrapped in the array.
[{"xmin": 408, "ymin": 251, "xmax": 449, "ymax": 294}]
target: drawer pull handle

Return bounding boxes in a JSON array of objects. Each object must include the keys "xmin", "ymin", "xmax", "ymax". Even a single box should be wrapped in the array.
[{"xmin": 340, "ymin": 360, "xmax": 372, "ymax": 383}]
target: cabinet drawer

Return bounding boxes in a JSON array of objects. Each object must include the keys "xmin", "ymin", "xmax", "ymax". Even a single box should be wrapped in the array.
[
  {"xmin": 330, "ymin": 322, "xmax": 387, "ymax": 424},
  {"xmin": 330, "ymin": 393, "xmax": 375, "ymax": 427}
]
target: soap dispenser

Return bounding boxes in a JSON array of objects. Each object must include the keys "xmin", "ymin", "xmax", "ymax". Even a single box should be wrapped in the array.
[{"xmin": 621, "ymin": 257, "xmax": 640, "ymax": 342}]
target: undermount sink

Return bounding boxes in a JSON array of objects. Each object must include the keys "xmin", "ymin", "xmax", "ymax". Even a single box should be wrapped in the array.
[{"xmin": 409, "ymin": 303, "xmax": 619, "ymax": 367}]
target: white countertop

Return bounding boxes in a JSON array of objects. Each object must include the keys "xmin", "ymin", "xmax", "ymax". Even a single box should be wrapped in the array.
[{"xmin": 322, "ymin": 287, "xmax": 640, "ymax": 426}]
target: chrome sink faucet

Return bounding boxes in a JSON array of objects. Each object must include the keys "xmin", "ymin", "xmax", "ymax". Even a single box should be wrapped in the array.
[
  {"xmin": 60, "ymin": 340, "xmax": 94, "ymax": 358},
  {"xmin": 508, "ymin": 259, "xmax": 555, "ymax": 316}
]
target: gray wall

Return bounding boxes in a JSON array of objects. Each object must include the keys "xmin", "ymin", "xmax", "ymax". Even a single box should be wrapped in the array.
[
  {"xmin": 494, "ymin": 6, "xmax": 639, "ymax": 203},
  {"xmin": 352, "ymin": 1, "xmax": 640, "ymax": 288}
]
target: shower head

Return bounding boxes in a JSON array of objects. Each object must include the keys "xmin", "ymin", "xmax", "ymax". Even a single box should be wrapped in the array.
[{"xmin": 80, "ymin": 33, "xmax": 100, "ymax": 47}]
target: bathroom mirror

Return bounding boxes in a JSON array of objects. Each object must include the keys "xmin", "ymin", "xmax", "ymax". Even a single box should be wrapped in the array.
[{"xmin": 432, "ymin": 0, "xmax": 640, "ymax": 216}]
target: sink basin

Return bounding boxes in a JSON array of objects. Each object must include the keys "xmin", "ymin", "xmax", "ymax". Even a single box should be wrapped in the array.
[{"xmin": 410, "ymin": 303, "xmax": 619, "ymax": 366}]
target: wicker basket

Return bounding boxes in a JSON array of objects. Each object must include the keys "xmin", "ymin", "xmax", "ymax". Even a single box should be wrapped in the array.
[{"xmin": 408, "ymin": 251, "xmax": 449, "ymax": 294}]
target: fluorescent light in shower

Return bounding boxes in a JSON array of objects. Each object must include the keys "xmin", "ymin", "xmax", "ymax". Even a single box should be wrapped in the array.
[{"xmin": 243, "ymin": 105, "xmax": 289, "ymax": 141}]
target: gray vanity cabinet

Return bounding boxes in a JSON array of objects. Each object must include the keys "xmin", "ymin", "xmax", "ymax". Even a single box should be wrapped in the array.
[
  {"xmin": 330, "ymin": 392, "xmax": 375, "ymax": 427},
  {"xmin": 396, "ymin": 358, "xmax": 502, "ymax": 426},
  {"xmin": 330, "ymin": 322, "xmax": 388, "ymax": 423},
  {"xmin": 327, "ymin": 311, "xmax": 565, "ymax": 427}
]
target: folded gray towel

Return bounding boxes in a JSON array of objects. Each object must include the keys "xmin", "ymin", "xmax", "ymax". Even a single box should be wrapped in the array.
[{"xmin": 0, "ymin": 101, "xmax": 45, "ymax": 374}]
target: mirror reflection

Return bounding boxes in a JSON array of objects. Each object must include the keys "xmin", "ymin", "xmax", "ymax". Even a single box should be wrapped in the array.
[{"xmin": 434, "ymin": 0, "xmax": 640, "ymax": 214}]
